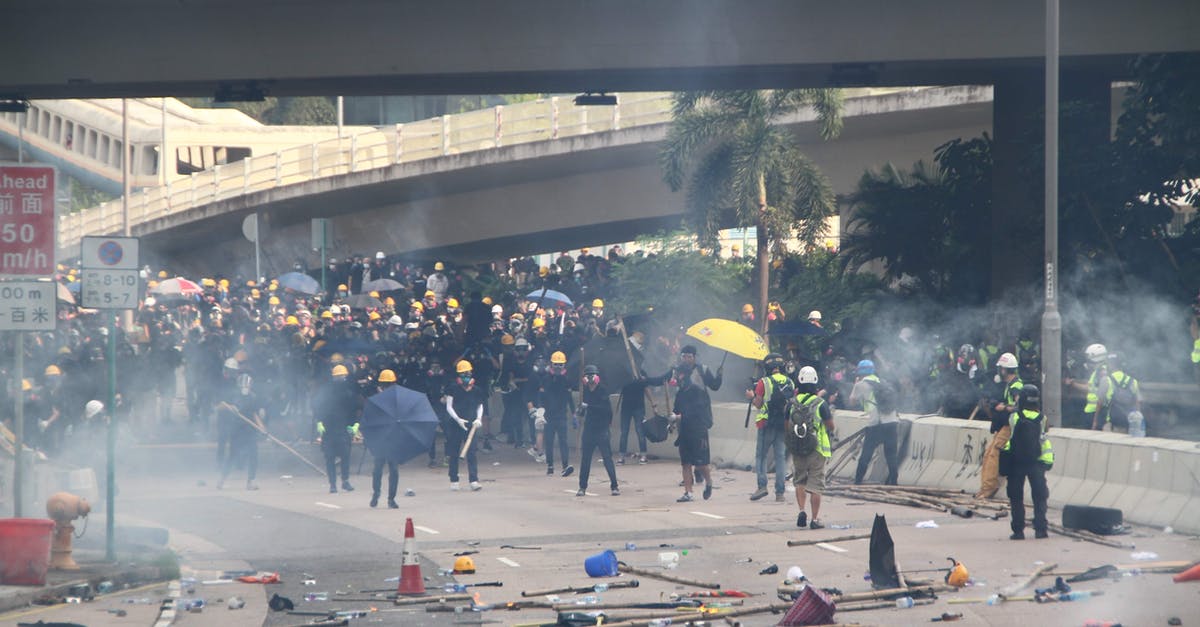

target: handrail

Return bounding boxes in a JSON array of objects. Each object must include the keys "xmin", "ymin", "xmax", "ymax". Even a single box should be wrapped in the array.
[{"xmin": 58, "ymin": 93, "xmax": 675, "ymax": 251}]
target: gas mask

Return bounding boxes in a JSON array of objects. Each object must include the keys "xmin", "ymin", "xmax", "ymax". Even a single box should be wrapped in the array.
[
  {"xmin": 428, "ymin": 365, "xmax": 444, "ymax": 377},
  {"xmin": 458, "ymin": 373, "xmax": 473, "ymax": 386},
  {"xmin": 583, "ymin": 373, "xmax": 600, "ymax": 387}
]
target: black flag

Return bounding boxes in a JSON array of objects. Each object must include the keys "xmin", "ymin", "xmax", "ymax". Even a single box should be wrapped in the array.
[{"xmin": 869, "ymin": 513, "xmax": 900, "ymax": 589}]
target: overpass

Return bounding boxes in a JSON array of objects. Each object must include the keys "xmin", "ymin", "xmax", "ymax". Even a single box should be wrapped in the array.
[{"xmin": 52, "ymin": 87, "xmax": 999, "ymax": 275}]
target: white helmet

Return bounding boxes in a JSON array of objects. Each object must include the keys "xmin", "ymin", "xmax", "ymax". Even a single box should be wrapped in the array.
[
  {"xmin": 996, "ymin": 352, "xmax": 1018, "ymax": 369},
  {"xmin": 84, "ymin": 400, "xmax": 104, "ymax": 419},
  {"xmin": 387, "ymin": 315, "xmax": 404, "ymax": 326},
  {"xmin": 491, "ymin": 304, "xmax": 503, "ymax": 316},
  {"xmin": 1085, "ymin": 343, "xmax": 1108, "ymax": 364},
  {"xmin": 797, "ymin": 366, "xmax": 819, "ymax": 384},
  {"xmin": 144, "ymin": 296, "xmax": 157, "ymax": 307},
  {"xmin": 224, "ymin": 358, "xmax": 239, "ymax": 370},
  {"xmin": 807, "ymin": 310, "xmax": 822, "ymax": 321}
]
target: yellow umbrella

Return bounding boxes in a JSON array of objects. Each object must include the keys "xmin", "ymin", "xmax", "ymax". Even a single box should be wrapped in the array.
[{"xmin": 685, "ymin": 318, "xmax": 769, "ymax": 361}]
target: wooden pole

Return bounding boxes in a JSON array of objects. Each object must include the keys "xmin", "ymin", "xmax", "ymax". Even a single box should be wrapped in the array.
[
  {"xmin": 219, "ymin": 401, "xmax": 325, "ymax": 474},
  {"xmin": 786, "ymin": 533, "xmax": 871, "ymax": 547},
  {"xmin": 1001, "ymin": 562, "xmax": 1057, "ymax": 597},
  {"xmin": 617, "ymin": 562, "xmax": 720, "ymax": 589}
]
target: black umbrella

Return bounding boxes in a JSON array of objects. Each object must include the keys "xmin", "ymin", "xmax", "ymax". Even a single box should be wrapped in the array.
[
  {"xmin": 343, "ymin": 294, "xmax": 384, "ymax": 310},
  {"xmin": 363, "ymin": 278, "xmax": 404, "ymax": 293},
  {"xmin": 360, "ymin": 385, "xmax": 439, "ymax": 464}
]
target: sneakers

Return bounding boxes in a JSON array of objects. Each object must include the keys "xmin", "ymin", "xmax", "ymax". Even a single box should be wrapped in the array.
[
  {"xmin": 450, "ymin": 482, "xmax": 461, "ymax": 491},
  {"xmin": 703, "ymin": 483, "xmax": 713, "ymax": 500},
  {"xmin": 616, "ymin": 455, "xmax": 625, "ymax": 465},
  {"xmin": 749, "ymin": 487, "xmax": 769, "ymax": 501},
  {"xmin": 370, "ymin": 495, "xmax": 379, "ymax": 508},
  {"xmin": 341, "ymin": 481, "xmax": 355, "ymax": 492},
  {"xmin": 246, "ymin": 481, "xmax": 258, "ymax": 491},
  {"xmin": 775, "ymin": 493, "xmax": 785, "ymax": 503},
  {"xmin": 611, "ymin": 487, "xmax": 621, "ymax": 496},
  {"xmin": 470, "ymin": 481, "xmax": 482, "ymax": 491},
  {"xmin": 809, "ymin": 519, "xmax": 824, "ymax": 530},
  {"xmin": 796, "ymin": 511, "xmax": 808, "ymax": 528},
  {"xmin": 329, "ymin": 486, "xmax": 337, "ymax": 494},
  {"xmin": 1035, "ymin": 529, "xmax": 1049, "ymax": 539},
  {"xmin": 546, "ymin": 467, "xmax": 554, "ymax": 475},
  {"xmin": 388, "ymin": 499, "xmax": 399, "ymax": 509},
  {"xmin": 562, "ymin": 465, "xmax": 575, "ymax": 478},
  {"xmin": 576, "ymin": 488, "xmax": 586, "ymax": 497},
  {"xmin": 536, "ymin": 453, "xmax": 546, "ymax": 464},
  {"xmin": 527, "ymin": 447, "xmax": 540, "ymax": 460},
  {"xmin": 638, "ymin": 455, "xmax": 648, "ymax": 465},
  {"xmin": 677, "ymin": 492, "xmax": 694, "ymax": 503},
  {"xmin": 1010, "ymin": 531, "xmax": 1025, "ymax": 540}
]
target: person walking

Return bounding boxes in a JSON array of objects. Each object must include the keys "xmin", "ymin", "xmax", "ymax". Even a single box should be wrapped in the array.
[
  {"xmin": 849, "ymin": 359, "xmax": 899, "ymax": 485},
  {"xmin": 1000, "ymin": 384, "xmax": 1053, "ymax": 539},
  {"xmin": 314, "ymin": 364, "xmax": 360, "ymax": 494},
  {"xmin": 576, "ymin": 365, "xmax": 620, "ymax": 496},
  {"xmin": 445, "ymin": 360, "xmax": 484, "ymax": 492},
  {"xmin": 369, "ymin": 369, "xmax": 401, "ymax": 509},
  {"xmin": 977, "ymin": 352, "xmax": 1023, "ymax": 498},
  {"xmin": 749, "ymin": 353, "xmax": 793, "ymax": 502},
  {"xmin": 789, "ymin": 366, "xmax": 835, "ymax": 529},
  {"xmin": 673, "ymin": 362, "xmax": 714, "ymax": 502},
  {"xmin": 539, "ymin": 351, "xmax": 575, "ymax": 477},
  {"xmin": 216, "ymin": 361, "xmax": 265, "ymax": 491}
]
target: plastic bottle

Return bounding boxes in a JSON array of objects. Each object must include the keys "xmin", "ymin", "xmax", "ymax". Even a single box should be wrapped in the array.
[
  {"xmin": 304, "ymin": 592, "xmax": 328, "ymax": 601},
  {"xmin": 593, "ymin": 584, "xmax": 608, "ymax": 593},
  {"xmin": 1127, "ymin": 411, "xmax": 1145, "ymax": 437},
  {"xmin": 895, "ymin": 596, "xmax": 914, "ymax": 609},
  {"xmin": 985, "ymin": 594, "xmax": 1002, "ymax": 606},
  {"xmin": 443, "ymin": 583, "xmax": 466, "ymax": 593},
  {"xmin": 1060, "ymin": 590, "xmax": 1093, "ymax": 602},
  {"xmin": 647, "ymin": 620, "xmax": 672, "ymax": 627}
]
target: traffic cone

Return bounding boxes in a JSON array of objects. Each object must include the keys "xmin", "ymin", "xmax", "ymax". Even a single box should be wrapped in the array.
[
  {"xmin": 1173, "ymin": 562, "xmax": 1200, "ymax": 583},
  {"xmin": 397, "ymin": 517, "xmax": 426, "ymax": 595}
]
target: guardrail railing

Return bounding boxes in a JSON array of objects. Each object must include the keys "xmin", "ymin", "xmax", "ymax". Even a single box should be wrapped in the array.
[{"xmin": 58, "ymin": 92, "xmax": 676, "ymax": 251}]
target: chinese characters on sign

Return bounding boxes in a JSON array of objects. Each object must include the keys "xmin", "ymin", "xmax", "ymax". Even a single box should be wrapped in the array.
[
  {"xmin": 0, "ymin": 281, "xmax": 56, "ymax": 331},
  {"xmin": 0, "ymin": 164, "xmax": 56, "ymax": 278}
]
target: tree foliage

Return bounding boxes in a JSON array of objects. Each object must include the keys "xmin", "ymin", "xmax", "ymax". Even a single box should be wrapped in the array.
[{"xmin": 608, "ymin": 232, "xmax": 751, "ymax": 324}]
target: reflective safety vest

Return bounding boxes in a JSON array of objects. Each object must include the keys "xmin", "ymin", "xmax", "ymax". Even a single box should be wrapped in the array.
[
  {"xmin": 1002, "ymin": 409, "xmax": 1054, "ymax": 466},
  {"xmin": 1102, "ymin": 370, "xmax": 1138, "ymax": 424},
  {"xmin": 1192, "ymin": 338, "xmax": 1200, "ymax": 364},
  {"xmin": 1003, "ymin": 377, "xmax": 1024, "ymax": 407},
  {"xmin": 794, "ymin": 392, "xmax": 832, "ymax": 458},
  {"xmin": 756, "ymin": 373, "xmax": 793, "ymax": 425},
  {"xmin": 1084, "ymin": 367, "xmax": 1106, "ymax": 414}
]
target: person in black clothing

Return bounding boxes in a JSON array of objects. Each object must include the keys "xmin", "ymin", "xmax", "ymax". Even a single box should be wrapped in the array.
[
  {"xmin": 445, "ymin": 359, "xmax": 484, "ymax": 491},
  {"xmin": 617, "ymin": 369, "xmax": 670, "ymax": 465},
  {"xmin": 314, "ymin": 364, "xmax": 360, "ymax": 494},
  {"xmin": 421, "ymin": 359, "xmax": 450, "ymax": 468},
  {"xmin": 673, "ymin": 363, "xmax": 714, "ymax": 502},
  {"xmin": 1002, "ymin": 384, "xmax": 1051, "ymax": 540},
  {"xmin": 538, "ymin": 351, "xmax": 575, "ymax": 477},
  {"xmin": 576, "ymin": 364, "xmax": 620, "ymax": 496},
  {"xmin": 369, "ymin": 369, "xmax": 402, "ymax": 509},
  {"xmin": 216, "ymin": 361, "xmax": 265, "ymax": 491}
]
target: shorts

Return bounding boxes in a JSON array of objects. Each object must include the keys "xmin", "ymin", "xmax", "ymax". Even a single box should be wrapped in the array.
[
  {"xmin": 677, "ymin": 434, "xmax": 710, "ymax": 467},
  {"xmin": 791, "ymin": 452, "xmax": 827, "ymax": 493}
]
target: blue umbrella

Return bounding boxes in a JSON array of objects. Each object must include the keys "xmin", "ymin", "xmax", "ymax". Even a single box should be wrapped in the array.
[
  {"xmin": 525, "ymin": 288, "xmax": 573, "ymax": 308},
  {"xmin": 360, "ymin": 385, "xmax": 439, "ymax": 464},
  {"xmin": 278, "ymin": 271, "xmax": 321, "ymax": 295}
]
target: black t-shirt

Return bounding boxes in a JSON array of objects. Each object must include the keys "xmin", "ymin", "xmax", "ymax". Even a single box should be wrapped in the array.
[
  {"xmin": 448, "ymin": 382, "xmax": 483, "ymax": 423},
  {"xmin": 582, "ymin": 383, "xmax": 613, "ymax": 430}
]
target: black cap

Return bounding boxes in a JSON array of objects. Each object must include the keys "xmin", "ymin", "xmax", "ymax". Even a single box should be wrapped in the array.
[{"xmin": 680, "ymin": 344, "xmax": 698, "ymax": 355}]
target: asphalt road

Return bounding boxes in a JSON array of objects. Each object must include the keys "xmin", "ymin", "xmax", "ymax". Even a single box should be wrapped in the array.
[{"xmin": 21, "ymin": 436, "xmax": 1200, "ymax": 627}]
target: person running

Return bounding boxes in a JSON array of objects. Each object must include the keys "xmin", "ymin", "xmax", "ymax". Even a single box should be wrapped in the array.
[
  {"xmin": 576, "ymin": 365, "xmax": 620, "ymax": 496},
  {"xmin": 445, "ymin": 360, "xmax": 484, "ymax": 492}
]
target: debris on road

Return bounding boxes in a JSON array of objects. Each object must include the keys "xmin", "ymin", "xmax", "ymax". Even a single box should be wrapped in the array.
[{"xmin": 617, "ymin": 561, "xmax": 720, "ymax": 589}]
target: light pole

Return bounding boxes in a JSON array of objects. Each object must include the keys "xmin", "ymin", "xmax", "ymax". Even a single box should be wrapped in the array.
[{"xmin": 1042, "ymin": 0, "xmax": 1063, "ymax": 427}]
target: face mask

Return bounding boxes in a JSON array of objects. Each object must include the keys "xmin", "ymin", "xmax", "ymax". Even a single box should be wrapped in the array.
[
  {"xmin": 583, "ymin": 374, "xmax": 600, "ymax": 387},
  {"xmin": 458, "ymin": 374, "xmax": 472, "ymax": 385},
  {"xmin": 549, "ymin": 365, "xmax": 566, "ymax": 376}
]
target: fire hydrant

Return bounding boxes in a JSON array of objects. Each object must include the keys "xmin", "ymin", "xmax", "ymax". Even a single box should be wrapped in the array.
[{"xmin": 46, "ymin": 492, "xmax": 90, "ymax": 570}]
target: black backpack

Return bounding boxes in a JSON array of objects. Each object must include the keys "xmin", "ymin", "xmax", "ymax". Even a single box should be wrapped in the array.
[
  {"xmin": 1009, "ymin": 412, "xmax": 1044, "ymax": 466},
  {"xmin": 786, "ymin": 394, "xmax": 823, "ymax": 456},
  {"xmin": 1107, "ymin": 374, "xmax": 1136, "ymax": 430},
  {"xmin": 765, "ymin": 375, "xmax": 795, "ymax": 428},
  {"xmin": 867, "ymin": 378, "xmax": 898, "ymax": 415},
  {"xmin": 642, "ymin": 413, "xmax": 670, "ymax": 443}
]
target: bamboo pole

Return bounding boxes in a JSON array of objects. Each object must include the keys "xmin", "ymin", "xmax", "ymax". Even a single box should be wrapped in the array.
[
  {"xmin": 521, "ymin": 579, "xmax": 639, "ymax": 597},
  {"xmin": 838, "ymin": 597, "xmax": 935, "ymax": 612},
  {"xmin": 1001, "ymin": 562, "xmax": 1057, "ymax": 597},
  {"xmin": 787, "ymin": 533, "xmax": 871, "ymax": 547},
  {"xmin": 617, "ymin": 562, "xmax": 721, "ymax": 589},
  {"xmin": 391, "ymin": 593, "xmax": 471, "ymax": 606}
]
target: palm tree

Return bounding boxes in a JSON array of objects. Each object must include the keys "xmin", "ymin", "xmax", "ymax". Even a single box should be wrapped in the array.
[{"xmin": 660, "ymin": 90, "xmax": 842, "ymax": 333}]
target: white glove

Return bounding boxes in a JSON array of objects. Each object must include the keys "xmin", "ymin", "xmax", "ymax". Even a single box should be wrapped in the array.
[
  {"xmin": 38, "ymin": 420, "xmax": 50, "ymax": 432},
  {"xmin": 535, "ymin": 407, "xmax": 545, "ymax": 420},
  {"xmin": 534, "ymin": 415, "xmax": 547, "ymax": 430},
  {"xmin": 472, "ymin": 417, "xmax": 483, "ymax": 429},
  {"xmin": 454, "ymin": 417, "xmax": 469, "ymax": 430}
]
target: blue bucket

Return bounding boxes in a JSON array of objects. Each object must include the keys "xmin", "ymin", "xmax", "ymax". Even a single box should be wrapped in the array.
[{"xmin": 584, "ymin": 549, "xmax": 619, "ymax": 577}]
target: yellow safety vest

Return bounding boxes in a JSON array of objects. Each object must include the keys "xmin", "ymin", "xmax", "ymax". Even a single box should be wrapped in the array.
[
  {"xmin": 1084, "ymin": 367, "xmax": 1105, "ymax": 414},
  {"xmin": 1192, "ymin": 338, "xmax": 1200, "ymax": 364},
  {"xmin": 1002, "ymin": 409, "xmax": 1054, "ymax": 466},
  {"xmin": 1102, "ymin": 370, "xmax": 1138, "ymax": 425},
  {"xmin": 795, "ymin": 393, "xmax": 832, "ymax": 458},
  {"xmin": 756, "ymin": 373, "xmax": 793, "ymax": 425}
]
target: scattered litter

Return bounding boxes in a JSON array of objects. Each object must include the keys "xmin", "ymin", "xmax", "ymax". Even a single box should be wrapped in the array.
[
  {"xmin": 453, "ymin": 550, "xmax": 479, "ymax": 556},
  {"xmin": 65, "ymin": 597, "xmax": 81, "ymax": 604},
  {"xmin": 268, "ymin": 594, "xmax": 294, "ymax": 611},
  {"xmin": 659, "ymin": 552, "xmax": 680, "ymax": 570},
  {"xmin": 1164, "ymin": 526, "xmax": 1174, "ymax": 534},
  {"xmin": 181, "ymin": 598, "xmax": 206, "ymax": 613},
  {"xmin": 96, "ymin": 581, "xmax": 114, "ymax": 594},
  {"xmin": 201, "ymin": 579, "xmax": 232, "ymax": 585},
  {"xmin": 932, "ymin": 612, "xmax": 963, "ymax": 622},
  {"xmin": 1168, "ymin": 617, "xmax": 1182, "ymax": 626},
  {"xmin": 1082, "ymin": 621, "xmax": 1122, "ymax": 627},
  {"xmin": 221, "ymin": 569, "xmax": 256, "ymax": 579},
  {"xmin": 1130, "ymin": 551, "xmax": 1160, "ymax": 561},
  {"xmin": 735, "ymin": 557, "xmax": 753, "ymax": 563},
  {"xmin": 237, "ymin": 572, "xmax": 281, "ymax": 583},
  {"xmin": 758, "ymin": 564, "xmax": 779, "ymax": 575},
  {"xmin": 625, "ymin": 542, "xmax": 637, "ymax": 551},
  {"xmin": 1068, "ymin": 565, "xmax": 1117, "ymax": 583},
  {"xmin": 105, "ymin": 609, "xmax": 128, "ymax": 617},
  {"xmin": 280, "ymin": 475, "xmax": 293, "ymax": 480},
  {"xmin": 492, "ymin": 462, "xmax": 501, "ymax": 466},
  {"xmin": 915, "ymin": 520, "xmax": 939, "ymax": 528},
  {"xmin": 302, "ymin": 575, "xmax": 316, "ymax": 586},
  {"xmin": 405, "ymin": 488, "xmax": 416, "ymax": 497},
  {"xmin": 304, "ymin": 592, "xmax": 328, "ymax": 601},
  {"xmin": 830, "ymin": 524, "xmax": 852, "ymax": 530},
  {"xmin": 787, "ymin": 566, "xmax": 805, "ymax": 581},
  {"xmin": 227, "ymin": 596, "xmax": 245, "ymax": 610},
  {"xmin": 895, "ymin": 596, "xmax": 914, "ymax": 609},
  {"xmin": 384, "ymin": 575, "xmax": 400, "ymax": 582}
]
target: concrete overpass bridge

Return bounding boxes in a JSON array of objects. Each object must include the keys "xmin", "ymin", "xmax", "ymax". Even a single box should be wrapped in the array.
[{"xmin": 53, "ymin": 87, "xmax": 997, "ymax": 276}]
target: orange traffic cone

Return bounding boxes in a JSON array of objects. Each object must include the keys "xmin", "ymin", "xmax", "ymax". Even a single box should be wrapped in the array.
[
  {"xmin": 1173, "ymin": 562, "xmax": 1200, "ymax": 583},
  {"xmin": 397, "ymin": 517, "xmax": 426, "ymax": 595}
]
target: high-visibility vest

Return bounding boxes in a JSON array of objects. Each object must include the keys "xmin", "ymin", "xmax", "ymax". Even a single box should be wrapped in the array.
[
  {"xmin": 1003, "ymin": 377, "xmax": 1024, "ymax": 407},
  {"xmin": 756, "ymin": 373, "xmax": 793, "ymax": 425},
  {"xmin": 1192, "ymin": 339, "xmax": 1200, "ymax": 364},
  {"xmin": 1102, "ymin": 370, "xmax": 1138, "ymax": 424},
  {"xmin": 794, "ymin": 393, "xmax": 832, "ymax": 458},
  {"xmin": 1084, "ymin": 367, "xmax": 1105, "ymax": 414},
  {"xmin": 1002, "ymin": 409, "xmax": 1054, "ymax": 466}
]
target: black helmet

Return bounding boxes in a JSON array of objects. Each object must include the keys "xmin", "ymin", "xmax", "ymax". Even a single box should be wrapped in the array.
[
  {"xmin": 764, "ymin": 352, "xmax": 784, "ymax": 371},
  {"xmin": 1020, "ymin": 384, "xmax": 1041, "ymax": 408},
  {"xmin": 583, "ymin": 364, "xmax": 600, "ymax": 376}
]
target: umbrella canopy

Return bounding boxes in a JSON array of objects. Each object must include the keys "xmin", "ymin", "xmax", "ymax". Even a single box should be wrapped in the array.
[
  {"xmin": 278, "ymin": 271, "xmax": 321, "ymax": 295},
  {"xmin": 685, "ymin": 318, "xmax": 769, "ymax": 360},
  {"xmin": 525, "ymin": 288, "xmax": 573, "ymax": 308},
  {"xmin": 360, "ymin": 384, "xmax": 439, "ymax": 464},
  {"xmin": 362, "ymin": 278, "xmax": 404, "ymax": 293},
  {"xmin": 343, "ymin": 294, "xmax": 383, "ymax": 310},
  {"xmin": 766, "ymin": 320, "xmax": 827, "ymax": 337},
  {"xmin": 56, "ymin": 282, "xmax": 75, "ymax": 305},
  {"xmin": 151, "ymin": 277, "xmax": 203, "ymax": 297}
]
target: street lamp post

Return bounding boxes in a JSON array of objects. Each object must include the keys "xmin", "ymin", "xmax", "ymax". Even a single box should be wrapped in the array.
[{"xmin": 1042, "ymin": 0, "xmax": 1063, "ymax": 427}]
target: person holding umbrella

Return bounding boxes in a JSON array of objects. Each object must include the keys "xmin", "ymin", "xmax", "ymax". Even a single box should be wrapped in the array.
[
  {"xmin": 369, "ymin": 369, "xmax": 401, "ymax": 508},
  {"xmin": 445, "ymin": 360, "xmax": 484, "ymax": 491}
]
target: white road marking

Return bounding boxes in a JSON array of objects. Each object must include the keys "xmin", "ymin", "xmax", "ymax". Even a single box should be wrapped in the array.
[
  {"xmin": 815, "ymin": 543, "xmax": 848, "ymax": 553},
  {"xmin": 497, "ymin": 557, "xmax": 521, "ymax": 568},
  {"xmin": 414, "ymin": 525, "xmax": 440, "ymax": 535},
  {"xmin": 689, "ymin": 511, "xmax": 725, "ymax": 520},
  {"xmin": 315, "ymin": 502, "xmax": 341, "ymax": 509}
]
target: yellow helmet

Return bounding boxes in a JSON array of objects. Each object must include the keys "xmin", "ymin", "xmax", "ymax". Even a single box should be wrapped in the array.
[
  {"xmin": 510, "ymin": 312, "xmax": 525, "ymax": 321},
  {"xmin": 369, "ymin": 291, "xmax": 380, "ymax": 298},
  {"xmin": 946, "ymin": 559, "xmax": 970, "ymax": 588},
  {"xmin": 22, "ymin": 379, "xmax": 32, "ymax": 392},
  {"xmin": 446, "ymin": 297, "xmax": 460, "ymax": 309},
  {"xmin": 532, "ymin": 317, "xmax": 546, "ymax": 329},
  {"xmin": 377, "ymin": 369, "xmax": 397, "ymax": 383},
  {"xmin": 45, "ymin": 364, "xmax": 61, "ymax": 376},
  {"xmin": 455, "ymin": 360, "xmax": 473, "ymax": 374},
  {"xmin": 157, "ymin": 270, "xmax": 168, "ymax": 279},
  {"xmin": 201, "ymin": 278, "xmax": 216, "ymax": 287},
  {"xmin": 538, "ymin": 266, "xmax": 549, "ymax": 277},
  {"xmin": 551, "ymin": 351, "xmax": 567, "ymax": 364},
  {"xmin": 268, "ymin": 283, "xmax": 278, "ymax": 292},
  {"xmin": 219, "ymin": 278, "xmax": 230, "ymax": 288},
  {"xmin": 337, "ymin": 284, "xmax": 348, "ymax": 292},
  {"xmin": 434, "ymin": 261, "xmax": 445, "ymax": 271},
  {"xmin": 368, "ymin": 311, "xmax": 381, "ymax": 321},
  {"xmin": 330, "ymin": 353, "xmax": 344, "ymax": 364},
  {"xmin": 321, "ymin": 310, "xmax": 334, "ymax": 320},
  {"xmin": 500, "ymin": 334, "xmax": 515, "ymax": 346},
  {"xmin": 592, "ymin": 298, "xmax": 604, "ymax": 308},
  {"xmin": 410, "ymin": 301, "xmax": 424, "ymax": 311},
  {"xmin": 251, "ymin": 289, "xmax": 261, "ymax": 298},
  {"xmin": 482, "ymin": 296, "xmax": 493, "ymax": 305},
  {"xmin": 331, "ymin": 364, "xmax": 349, "ymax": 378},
  {"xmin": 247, "ymin": 280, "xmax": 256, "ymax": 287},
  {"xmin": 424, "ymin": 290, "xmax": 435, "ymax": 298},
  {"xmin": 453, "ymin": 555, "xmax": 475, "ymax": 574},
  {"xmin": 268, "ymin": 296, "xmax": 280, "ymax": 305},
  {"xmin": 742, "ymin": 303, "xmax": 754, "ymax": 314},
  {"xmin": 147, "ymin": 280, "xmax": 159, "ymax": 289},
  {"xmin": 384, "ymin": 297, "xmax": 395, "ymax": 306},
  {"xmin": 285, "ymin": 315, "xmax": 300, "ymax": 326}
]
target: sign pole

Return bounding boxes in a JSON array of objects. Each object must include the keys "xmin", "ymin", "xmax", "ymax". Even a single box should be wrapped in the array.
[
  {"xmin": 12, "ymin": 332, "xmax": 24, "ymax": 517},
  {"xmin": 320, "ymin": 220, "xmax": 327, "ymax": 295},
  {"xmin": 106, "ymin": 313, "xmax": 116, "ymax": 561}
]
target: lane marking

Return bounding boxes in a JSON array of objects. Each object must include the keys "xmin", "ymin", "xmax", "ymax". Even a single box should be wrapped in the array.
[
  {"xmin": 315, "ymin": 502, "xmax": 342, "ymax": 509},
  {"xmin": 689, "ymin": 511, "xmax": 725, "ymax": 520},
  {"xmin": 414, "ymin": 525, "xmax": 440, "ymax": 535},
  {"xmin": 815, "ymin": 543, "xmax": 848, "ymax": 553},
  {"xmin": 497, "ymin": 557, "xmax": 521, "ymax": 568}
]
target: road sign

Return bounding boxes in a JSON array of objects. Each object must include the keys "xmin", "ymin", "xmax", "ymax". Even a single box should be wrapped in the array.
[
  {"xmin": 0, "ymin": 280, "xmax": 57, "ymax": 331},
  {"xmin": 81, "ymin": 236, "xmax": 139, "ymax": 270},
  {"xmin": 0, "ymin": 164, "xmax": 57, "ymax": 278},
  {"xmin": 81, "ymin": 236, "xmax": 140, "ymax": 309}
]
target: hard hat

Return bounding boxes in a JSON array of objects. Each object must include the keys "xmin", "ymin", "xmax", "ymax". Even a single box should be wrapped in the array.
[
  {"xmin": 247, "ymin": 280, "xmax": 256, "ymax": 287},
  {"xmin": 22, "ymin": 379, "xmax": 32, "ymax": 392},
  {"xmin": 85, "ymin": 400, "xmax": 104, "ymax": 419},
  {"xmin": 491, "ymin": 304, "xmax": 503, "ymax": 315},
  {"xmin": 251, "ymin": 289, "xmax": 260, "ymax": 298},
  {"xmin": 331, "ymin": 364, "xmax": 349, "ymax": 378},
  {"xmin": 1085, "ymin": 343, "xmax": 1108, "ymax": 363},
  {"xmin": 411, "ymin": 301, "xmax": 424, "ymax": 310},
  {"xmin": 538, "ymin": 266, "xmax": 549, "ymax": 277},
  {"xmin": 369, "ymin": 291, "xmax": 380, "ymax": 299},
  {"xmin": 583, "ymin": 364, "xmax": 600, "ymax": 376},
  {"xmin": 377, "ymin": 369, "xmax": 397, "ymax": 383},
  {"xmin": 550, "ymin": 351, "xmax": 567, "ymax": 364},
  {"xmin": 424, "ymin": 290, "xmax": 435, "ymax": 298},
  {"xmin": 158, "ymin": 270, "xmax": 168, "ymax": 279},
  {"xmin": 446, "ymin": 297, "xmax": 459, "ymax": 309},
  {"xmin": 1020, "ymin": 384, "xmax": 1041, "ymax": 405},
  {"xmin": 453, "ymin": 555, "xmax": 476, "ymax": 574},
  {"xmin": 321, "ymin": 310, "xmax": 334, "ymax": 319},
  {"xmin": 384, "ymin": 297, "xmax": 395, "ymax": 306},
  {"xmin": 330, "ymin": 353, "xmax": 345, "ymax": 364},
  {"xmin": 501, "ymin": 334, "xmax": 515, "ymax": 346},
  {"xmin": 388, "ymin": 315, "xmax": 404, "ymax": 326},
  {"xmin": 514, "ymin": 337, "xmax": 530, "ymax": 349},
  {"xmin": 996, "ymin": 352, "xmax": 1019, "ymax": 369},
  {"xmin": 219, "ymin": 278, "xmax": 230, "ymax": 288},
  {"xmin": 224, "ymin": 358, "xmax": 239, "ymax": 370},
  {"xmin": 510, "ymin": 312, "xmax": 525, "ymax": 321},
  {"xmin": 532, "ymin": 318, "xmax": 545, "ymax": 329},
  {"xmin": 368, "ymin": 311, "xmax": 381, "ymax": 321},
  {"xmin": 201, "ymin": 278, "xmax": 216, "ymax": 287},
  {"xmin": 434, "ymin": 261, "xmax": 445, "ymax": 271},
  {"xmin": 147, "ymin": 280, "xmax": 159, "ymax": 289},
  {"xmin": 798, "ymin": 366, "xmax": 819, "ymax": 385},
  {"xmin": 268, "ymin": 283, "xmax": 278, "ymax": 291},
  {"xmin": 456, "ymin": 360, "xmax": 473, "ymax": 374},
  {"xmin": 376, "ymin": 251, "xmax": 386, "ymax": 260},
  {"xmin": 808, "ymin": 310, "xmax": 822, "ymax": 320},
  {"xmin": 945, "ymin": 559, "xmax": 969, "ymax": 588},
  {"xmin": 44, "ymin": 364, "xmax": 61, "ymax": 376},
  {"xmin": 742, "ymin": 303, "xmax": 754, "ymax": 314},
  {"xmin": 286, "ymin": 315, "xmax": 300, "ymax": 326},
  {"xmin": 337, "ymin": 284, "xmax": 348, "ymax": 292},
  {"xmin": 763, "ymin": 353, "xmax": 784, "ymax": 371},
  {"xmin": 592, "ymin": 298, "xmax": 604, "ymax": 308},
  {"xmin": 268, "ymin": 296, "xmax": 280, "ymax": 305},
  {"xmin": 856, "ymin": 359, "xmax": 875, "ymax": 375},
  {"xmin": 482, "ymin": 296, "xmax": 493, "ymax": 305},
  {"xmin": 145, "ymin": 296, "xmax": 158, "ymax": 307}
]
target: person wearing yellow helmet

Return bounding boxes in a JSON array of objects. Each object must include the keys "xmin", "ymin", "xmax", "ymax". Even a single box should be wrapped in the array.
[
  {"xmin": 285, "ymin": 315, "xmax": 300, "ymax": 326},
  {"xmin": 216, "ymin": 357, "xmax": 266, "ymax": 491},
  {"xmin": 321, "ymin": 310, "xmax": 334, "ymax": 320},
  {"xmin": 315, "ymin": 362, "xmax": 359, "ymax": 493},
  {"xmin": 370, "ymin": 369, "xmax": 401, "ymax": 508},
  {"xmin": 445, "ymin": 359, "xmax": 484, "ymax": 491},
  {"xmin": 37, "ymin": 364, "xmax": 67, "ymax": 451},
  {"xmin": 741, "ymin": 303, "xmax": 755, "ymax": 325},
  {"xmin": 540, "ymin": 351, "xmax": 575, "ymax": 477},
  {"xmin": 428, "ymin": 262, "xmax": 449, "ymax": 301},
  {"xmin": 268, "ymin": 295, "xmax": 280, "ymax": 306}
]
